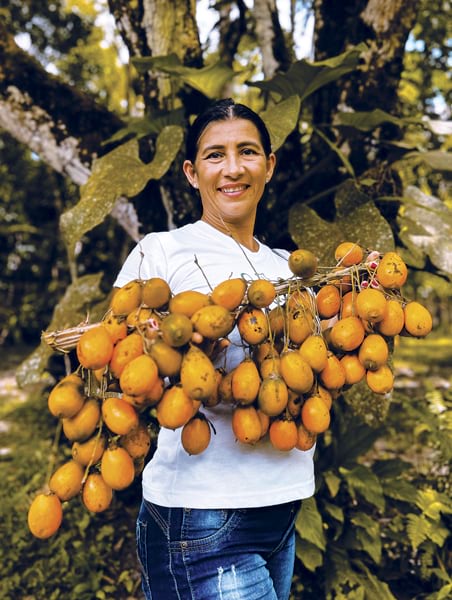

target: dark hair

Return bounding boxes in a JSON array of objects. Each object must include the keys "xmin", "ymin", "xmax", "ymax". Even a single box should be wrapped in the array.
[{"xmin": 185, "ymin": 98, "xmax": 273, "ymax": 162}]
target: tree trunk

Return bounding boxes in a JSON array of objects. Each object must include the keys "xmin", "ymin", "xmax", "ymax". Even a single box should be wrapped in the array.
[{"xmin": 0, "ymin": 22, "xmax": 123, "ymax": 185}]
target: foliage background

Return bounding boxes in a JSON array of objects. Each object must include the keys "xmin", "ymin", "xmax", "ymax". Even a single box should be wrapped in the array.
[{"xmin": 0, "ymin": 0, "xmax": 451, "ymax": 598}]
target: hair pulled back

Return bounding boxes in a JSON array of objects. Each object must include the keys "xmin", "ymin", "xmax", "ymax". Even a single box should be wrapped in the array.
[{"xmin": 185, "ymin": 98, "xmax": 273, "ymax": 162}]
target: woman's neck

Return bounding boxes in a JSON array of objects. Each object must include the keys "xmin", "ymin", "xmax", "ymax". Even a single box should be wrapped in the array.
[{"xmin": 201, "ymin": 216, "xmax": 259, "ymax": 252}]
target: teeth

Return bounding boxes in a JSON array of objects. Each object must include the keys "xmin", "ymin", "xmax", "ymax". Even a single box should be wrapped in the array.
[{"xmin": 221, "ymin": 185, "xmax": 246, "ymax": 193}]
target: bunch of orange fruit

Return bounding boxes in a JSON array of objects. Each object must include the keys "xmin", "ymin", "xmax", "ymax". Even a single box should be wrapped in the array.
[{"xmin": 28, "ymin": 241, "xmax": 433, "ymax": 539}]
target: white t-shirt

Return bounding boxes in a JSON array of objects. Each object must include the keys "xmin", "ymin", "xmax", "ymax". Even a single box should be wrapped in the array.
[{"xmin": 114, "ymin": 220, "xmax": 315, "ymax": 508}]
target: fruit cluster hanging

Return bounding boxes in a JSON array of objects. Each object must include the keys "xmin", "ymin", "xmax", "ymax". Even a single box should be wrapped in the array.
[{"xmin": 28, "ymin": 242, "xmax": 433, "ymax": 538}]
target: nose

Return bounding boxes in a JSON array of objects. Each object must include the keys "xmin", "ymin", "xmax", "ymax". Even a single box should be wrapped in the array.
[{"xmin": 223, "ymin": 152, "xmax": 244, "ymax": 177}]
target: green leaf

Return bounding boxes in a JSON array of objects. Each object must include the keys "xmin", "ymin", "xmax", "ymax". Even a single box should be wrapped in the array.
[
  {"xmin": 351, "ymin": 513, "xmax": 382, "ymax": 563},
  {"xmin": 407, "ymin": 513, "xmax": 430, "ymax": 549},
  {"xmin": 295, "ymin": 496, "xmax": 326, "ymax": 550},
  {"xmin": 339, "ymin": 464, "xmax": 385, "ymax": 511},
  {"xmin": 249, "ymin": 43, "xmax": 367, "ymax": 102},
  {"xmin": 397, "ymin": 186, "xmax": 452, "ymax": 278},
  {"xmin": 404, "ymin": 150, "xmax": 452, "ymax": 171},
  {"xmin": 315, "ymin": 128, "xmax": 355, "ymax": 177},
  {"xmin": 381, "ymin": 478, "xmax": 419, "ymax": 504},
  {"xmin": 295, "ymin": 537, "xmax": 324, "ymax": 572},
  {"xmin": 336, "ymin": 108, "xmax": 409, "ymax": 132},
  {"xmin": 289, "ymin": 180, "xmax": 394, "ymax": 266},
  {"xmin": 60, "ymin": 126, "xmax": 183, "ymax": 261},
  {"xmin": 132, "ymin": 54, "xmax": 235, "ymax": 99},
  {"xmin": 323, "ymin": 470, "xmax": 342, "ymax": 498},
  {"xmin": 103, "ymin": 108, "xmax": 186, "ymax": 145},
  {"xmin": 357, "ymin": 563, "xmax": 397, "ymax": 600},
  {"xmin": 323, "ymin": 500, "xmax": 344, "ymax": 524},
  {"xmin": 260, "ymin": 95, "xmax": 301, "ymax": 152}
]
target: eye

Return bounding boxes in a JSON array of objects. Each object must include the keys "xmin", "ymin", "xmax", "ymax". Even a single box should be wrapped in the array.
[
  {"xmin": 241, "ymin": 147, "xmax": 259, "ymax": 156},
  {"xmin": 204, "ymin": 151, "xmax": 223, "ymax": 160}
]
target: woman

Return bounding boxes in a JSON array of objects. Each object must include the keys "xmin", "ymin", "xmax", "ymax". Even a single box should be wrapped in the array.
[{"xmin": 114, "ymin": 99, "xmax": 315, "ymax": 600}]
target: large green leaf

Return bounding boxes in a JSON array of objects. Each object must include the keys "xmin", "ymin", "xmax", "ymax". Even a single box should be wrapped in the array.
[
  {"xmin": 249, "ymin": 43, "xmax": 367, "ymax": 101},
  {"xmin": 103, "ymin": 108, "xmax": 186, "ymax": 145},
  {"xmin": 356, "ymin": 563, "xmax": 397, "ymax": 600},
  {"xmin": 132, "ymin": 54, "xmax": 235, "ymax": 99},
  {"xmin": 339, "ymin": 464, "xmax": 385, "ymax": 511},
  {"xmin": 260, "ymin": 95, "xmax": 301, "ymax": 152},
  {"xmin": 289, "ymin": 180, "xmax": 394, "ymax": 265},
  {"xmin": 295, "ymin": 537, "xmax": 324, "ymax": 572},
  {"xmin": 295, "ymin": 496, "xmax": 326, "ymax": 550},
  {"xmin": 336, "ymin": 109, "xmax": 409, "ymax": 132},
  {"xmin": 381, "ymin": 479, "xmax": 419, "ymax": 504},
  {"xmin": 60, "ymin": 126, "xmax": 183, "ymax": 261},
  {"xmin": 350, "ymin": 513, "xmax": 382, "ymax": 564},
  {"xmin": 16, "ymin": 273, "xmax": 106, "ymax": 388},
  {"xmin": 404, "ymin": 150, "xmax": 452, "ymax": 171},
  {"xmin": 397, "ymin": 186, "xmax": 452, "ymax": 278}
]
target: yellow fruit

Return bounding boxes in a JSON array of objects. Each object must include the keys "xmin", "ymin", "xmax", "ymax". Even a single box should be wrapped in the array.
[
  {"xmin": 101, "ymin": 446, "xmax": 135, "ymax": 490},
  {"xmin": 366, "ymin": 365, "xmax": 394, "ymax": 394},
  {"xmin": 288, "ymin": 249, "xmax": 319, "ymax": 278},
  {"xmin": 340, "ymin": 354, "xmax": 366, "ymax": 385},
  {"xmin": 119, "ymin": 354, "xmax": 159, "ymax": 396},
  {"xmin": 180, "ymin": 345, "xmax": 217, "ymax": 401},
  {"xmin": 269, "ymin": 418, "xmax": 298, "ymax": 451},
  {"xmin": 237, "ymin": 307, "xmax": 269, "ymax": 345},
  {"xmin": 218, "ymin": 369, "xmax": 234, "ymax": 404},
  {"xmin": 169, "ymin": 290, "xmax": 211, "ymax": 317},
  {"xmin": 376, "ymin": 252, "xmax": 408, "ymax": 288},
  {"xmin": 181, "ymin": 414, "xmax": 212, "ymax": 455},
  {"xmin": 231, "ymin": 405, "xmax": 262, "ymax": 444},
  {"xmin": 47, "ymin": 375, "xmax": 85, "ymax": 419},
  {"xmin": 109, "ymin": 331, "xmax": 144, "ymax": 378},
  {"xmin": 403, "ymin": 301, "xmax": 433, "ymax": 337},
  {"xmin": 377, "ymin": 299, "xmax": 405, "ymax": 336},
  {"xmin": 62, "ymin": 397, "xmax": 101, "ymax": 441},
  {"xmin": 334, "ymin": 241, "xmax": 364, "ymax": 266},
  {"xmin": 358, "ymin": 333, "xmax": 389, "ymax": 370},
  {"xmin": 72, "ymin": 434, "xmax": 106, "ymax": 466},
  {"xmin": 319, "ymin": 352, "xmax": 346, "ymax": 390},
  {"xmin": 287, "ymin": 309, "xmax": 314, "ymax": 345},
  {"xmin": 120, "ymin": 423, "xmax": 152, "ymax": 459},
  {"xmin": 268, "ymin": 305, "xmax": 286, "ymax": 337},
  {"xmin": 110, "ymin": 280, "xmax": 143, "ymax": 316},
  {"xmin": 247, "ymin": 279, "xmax": 276, "ymax": 309},
  {"xmin": 156, "ymin": 384, "xmax": 195, "ymax": 430},
  {"xmin": 28, "ymin": 493, "xmax": 63, "ymax": 539},
  {"xmin": 49, "ymin": 460, "xmax": 84, "ymax": 501},
  {"xmin": 329, "ymin": 316, "xmax": 366, "ymax": 352},
  {"xmin": 279, "ymin": 351, "xmax": 314, "ymax": 394},
  {"xmin": 355, "ymin": 288, "xmax": 387, "ymax": 323},
  {"xmin": 231, "ymin": 359, "xmax": 261, "ymax": 405},
  {"xmin": 259, "ymin": 354, "xmax": 281, "ymax": 378},
  {"xmin": 316, "ymin": 285, "xmax": 341, "ymax": 318},
  {"xmin": 82, "ymin": 473, "xmax": 113, "ymax": 513},
  {"xmin": 102, "ymin": 396, "xmax": 139, "ymax": 435},
  {"xmin": 147, "ymin": 339, "xmax": 183, "ymax": 377},
  {"xmin": 257, "ymin": 375, "xmax": 289, "ymax": 416},
  {"xmin": 191, "ymin": 304, "xmax": 235, "ymax": 339},
  {"xmin": 299, "ymin": 334, "xmax": 328, "ymax": 372},
  {"xmin": 76, "ymin": 326, "xmax": 114, "ymax": 371},
  {"xmin": 101, "ymin": 314, "xmax": 128, "ymax": 344},
  {"xmin": 160, "ymin": 312, "xmax": 193, "ymax": 347},
  {"xmin": 301, "ymin": 395, "xmax": 331, "ymax": 433},
  {"xmin": 296, "ymin": 424, "xmax": 317, "ymax": 451},
  {"xmin": 142, "ymin": 277, "xmax": 171, "ymax": 309},
  {"xmin": 211, "ymin": 278, "xmax": 246, "ymax": 310},
  {"xmin": 126, "ymin": 307, "xmax": 153, "ymax": 328}
]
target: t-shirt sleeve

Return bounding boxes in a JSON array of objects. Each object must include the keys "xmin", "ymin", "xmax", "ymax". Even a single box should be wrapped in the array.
[{"xmin": 113, "ymin": 234, "xmax": 167, "ymax": 288}]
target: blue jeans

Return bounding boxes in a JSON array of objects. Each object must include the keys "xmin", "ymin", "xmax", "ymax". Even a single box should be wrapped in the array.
[{"xmin": 136, "ymin": 499, "xmax": 301, "ymax": 600}]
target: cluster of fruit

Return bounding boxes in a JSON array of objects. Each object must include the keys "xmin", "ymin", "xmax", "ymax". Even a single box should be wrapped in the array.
[{"xmin": 28, "ymin": 242, "xmax": 433, "ymax": 539}]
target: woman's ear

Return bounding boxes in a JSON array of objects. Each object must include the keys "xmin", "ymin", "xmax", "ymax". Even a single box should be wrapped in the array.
[
  {"xmin": 265, "ymin": 153, "xmax": 276, "ymax": 183},
  {"xmin": 183, "ymin": 160, "xmax": 198, "ymax": 188}
]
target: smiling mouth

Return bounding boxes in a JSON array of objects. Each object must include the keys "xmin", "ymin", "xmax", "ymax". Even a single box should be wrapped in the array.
[{"xmin": 219, "ymin": 184, "xmax": 249, "ymax": 194}]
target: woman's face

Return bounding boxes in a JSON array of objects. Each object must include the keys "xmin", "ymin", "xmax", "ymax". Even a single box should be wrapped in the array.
[{"xmin": 183, "ymin": 118, "xmax": 275, "ymax": 230}]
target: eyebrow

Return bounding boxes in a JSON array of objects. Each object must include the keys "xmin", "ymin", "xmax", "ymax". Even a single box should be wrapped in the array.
[{"xmin": 201, "ymin": 141, "xmax": 262, "ymax": 152}]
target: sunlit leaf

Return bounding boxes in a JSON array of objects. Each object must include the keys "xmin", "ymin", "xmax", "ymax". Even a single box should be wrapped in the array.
[
  {"xmin": 295, "ymin": 538, "xmax": 324, "ymax": 572},
  {"xmin": 249, "ymin": 43, "xmax": 367, "ymax": 101},
  {"xmin": 336, "ymin": 108, "xmax": 410, "ymax": 131},
  {"xmin": 323, "ymin": 470, "xmax": 342, "ymax": 498},
  {"xmin": 295, "ymin": 497, "xmax": 326, "ymax": 550},
  {"xmin": 132, "ymin": 54, "xmax": 235, "ymax": 99},
  {"xmin": 404, "ymin": 150, "xmax": 452, "ymax": 171},
  {"xmin": 351, "ymin": 513, "xmax": 382, "ymax": 563},
  {"xmin": 339, "ymin": 464, "xmax": 385, "ymax": 511},
  {"xmin": 381, "ymin": 479, "xmax": 419, "ymax": 504},
  {"xmin": 260, "ymin": 95, "xmax": 301, "ymax": 152},
  {"xmin": 60, "ymin": 126, "xmax": 183, "ymax": 261},
  {"xmin": 289, "ymin": 180, "xmax": 394, "ymax": 265},
  {"xmin": 397, "ymin": 186, "xmax": 452, "ymax": 278}
]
